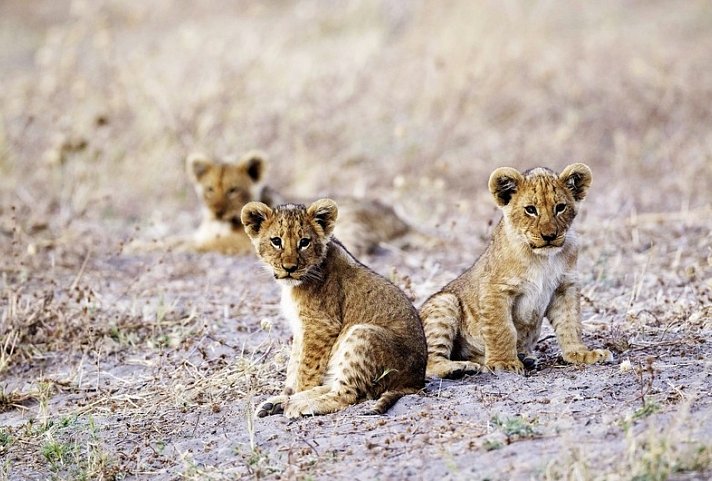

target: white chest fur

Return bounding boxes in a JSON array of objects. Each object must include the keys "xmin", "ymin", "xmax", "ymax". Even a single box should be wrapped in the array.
[
  {"xmin": 280, "ymin": 286, "xmax": 302, "ymax": 337},
  {"xmin": 513, "ymin": 253, "xmax": 567, "ymax": 325},
  {"xmin": 194, "ymin": 217, "xmax": 232, "ymax": 244}
]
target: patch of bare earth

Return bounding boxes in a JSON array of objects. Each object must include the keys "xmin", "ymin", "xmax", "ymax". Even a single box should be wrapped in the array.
[{"xmin": 1, "ymin": 1, "xmax": 711, "ymax": 480}]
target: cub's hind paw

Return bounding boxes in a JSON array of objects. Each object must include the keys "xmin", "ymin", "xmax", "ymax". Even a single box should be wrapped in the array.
[
  {"xmin": 517, "ymin": 353, "xmax": 539, "ymax": 371},
  {"xmin": 426, "ymin": 360, "xmax": 482, "ymax": 379},
  {"xmin": 485, "ymin": 358, "xmax": 525, "ymax": 374},
  {"xmin": 256, "ymin": 395, "xmax": 287, "ymax": 418},
  {"xmin": 563, "ymin": 348, "xmax": 613, "ymax": 365},
  {"xmin": 282, "ymin": 386, "xmax": 335, "ymax": 419},
  {"xmin": 284, "ymin": 396, "xmax": 317, "ymax": 419}
]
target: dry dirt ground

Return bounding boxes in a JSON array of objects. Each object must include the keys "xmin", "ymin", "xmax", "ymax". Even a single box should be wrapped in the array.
[{"xmin": 1, "ymin": 1, "xmax": 711, "ymax": 480}]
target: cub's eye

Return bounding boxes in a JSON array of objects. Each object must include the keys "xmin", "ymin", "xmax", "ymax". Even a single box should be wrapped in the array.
[
  {"xmin": 227, "ymin": 187, "xmax": 238, "ymax": 196},
  {"xmin": 270, "ymin": 237, "xmax": 282, "ymax": 249},
  {"xmin": 524, "ymin": 205, "xmax": 538, "ymax": 216},
  {"xmin": 555, "ymin": 203, "xmax": 567, "ymax": 215},
  {"xmin": 205, "ymin": 186, "xmax": 214, "ymax": 194},
  {"xmin": 298, "ymin": 238, "xmax": 311, "ymax": 249}
]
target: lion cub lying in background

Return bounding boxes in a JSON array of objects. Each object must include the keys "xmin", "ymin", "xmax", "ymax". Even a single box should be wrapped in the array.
[
  {"xmin": 187, "ymin": 151, "xmax": 413, "ymax": 256},
  {"xmin": 241, "ymin": 198, "xmax": 427, "ymax": 418},
  {"xmin": 421, "ymin": 163, "xmax": 612, "ymax": 378}
]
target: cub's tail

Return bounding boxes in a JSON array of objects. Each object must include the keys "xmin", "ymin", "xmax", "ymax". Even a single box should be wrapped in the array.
[{"xmin": 368, "ymin": 387, "xmax": 421, "ymax": 415}]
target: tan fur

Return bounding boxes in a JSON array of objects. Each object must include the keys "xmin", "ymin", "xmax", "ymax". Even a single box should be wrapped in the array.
[
  {"xmin": 241, "ymin": 199, "xmax": 426, "ymax": 418},
  {"xmin": 187, "ymin": 151, "xmax": 276, "ymax": 254},
  {"xmin": 126, "ymin": 152, "xmax": 272, "ymax": 254},
  {"xmin": 187, "ymin": 151, "xmax": 413, "ymax": 256},
  {"xmin": 421, "ymin": 163, "xmax": 612, "ymax": 378}
]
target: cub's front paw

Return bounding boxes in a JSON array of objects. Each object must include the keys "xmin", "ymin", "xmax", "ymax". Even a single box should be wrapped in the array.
[
  {"xmin": 256, "ymin": 395, "xmax": 288, "ymax": 418},
  {"xmin": 485, "ymin": 358, "xmax": 525, "ymax": 374},
  {"xmin": 563, "ymin": 348, "xmax": 613, "ymax": 365}
]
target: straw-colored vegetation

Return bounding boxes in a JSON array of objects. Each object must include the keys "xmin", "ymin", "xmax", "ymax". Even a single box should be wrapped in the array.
[{"xmin": 1, "ymin": 1, "xmax": 710, "ymax": 479}]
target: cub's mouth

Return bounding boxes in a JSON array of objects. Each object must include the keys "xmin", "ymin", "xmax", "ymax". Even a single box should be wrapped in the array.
[
  {"xmin": 530, "ymin": 240, "xmax": 565, "ymax": 250},
  {"xmin": 274, "ymin": 273, "xmax": 303, "ymax": 286},
  {"xmin": 274, "ymin": 266, "xmax": 316, "ymax": 285},
  {"xmin": 275, "ymin": 273, "xmax": 298, "ymax": 280},
  {"xmin": 274, "ymin": 269, "xmax": 303, "ymax": 280}
]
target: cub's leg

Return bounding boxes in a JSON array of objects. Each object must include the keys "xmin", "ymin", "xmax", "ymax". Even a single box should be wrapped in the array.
[
  {"xmin": 546, "ymin": 284, "xmax": 612, "ymax": 365},
  {"xmin": 293, "ymin": 323, "xmax": 340, "ymax": 392},
  {"xmin": 420, "ymin": 293, "xmax": 481, "ymax": 379},
  {"xmin": 480, "ymin": 289, "xmax": 524, "ymax": 373},
  {"xmin": 256, "ymin": 330, "xmax": 318, "ymax": 418},
  {"xmin": 284, "ymin": 335, "xmax": 302, "ymax": 393},
  {"xmin": 285, "ymin": 325, "xmax": 414, "ymax": 418}
]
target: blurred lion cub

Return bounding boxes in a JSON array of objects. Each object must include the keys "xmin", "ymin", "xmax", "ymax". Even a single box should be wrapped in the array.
[
  {"xmin": 187, "ymin": 151, "xmax": 413, "ymax": 256},
  {"xmin": 241, "ymin": 199, "xmax": 426, "ymax": 418},
  {"xmin": 421, "ymin": 163, "xmax": 612, "ymax": 378}
]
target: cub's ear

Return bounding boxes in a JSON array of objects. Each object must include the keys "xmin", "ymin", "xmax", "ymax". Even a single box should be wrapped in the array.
[
  {"xmin": 186, "ymin": 152, "xmax": 213, "ymax": 180},
  {"xmin": 488, "ymin": 167, "xmax": 524, "ymax": 207},
  {"xmin": 238, "ymin": 150, "xmax": 267, "ymax": 183},
  {"xmin": 241, "ymin": 202, "xmax": 273, "ymax": 239},
  {"xmin": 559, "ymin": 163, "xmax": 592, "ymax": 202},
  {"xmin": 307, "ymin": 198, "xmax": 338, "ymax": 238}
]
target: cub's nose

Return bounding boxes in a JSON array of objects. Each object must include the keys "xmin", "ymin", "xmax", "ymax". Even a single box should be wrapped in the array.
[
  {"xmin": 542, "ymin": 233, "xmax": 557, "ymax": 242},
  {"xmin": 282, "ymin": 263, "xmax": 298, "ymax": 274}
]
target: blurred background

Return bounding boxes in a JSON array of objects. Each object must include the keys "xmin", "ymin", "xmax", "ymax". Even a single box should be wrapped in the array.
[
  {"xmin": 1, "ymin": 3, "xmax": 711, "ymax": 478},
  {"xmin": 2, "ymin": 0, "xmax": 711, "ymax": 248}
]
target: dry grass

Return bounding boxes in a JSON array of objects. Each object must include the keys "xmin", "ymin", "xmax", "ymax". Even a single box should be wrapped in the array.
[
  {"xmin": 544, "ymin": 403, "xmax": 712, "ymax": 481},
  {"xmin": 1, "ymin": 0, "xmax": 711, "ymax": 479}
]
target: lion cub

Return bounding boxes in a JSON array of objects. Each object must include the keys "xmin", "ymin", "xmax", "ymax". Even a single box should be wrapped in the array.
[
  {"xmin": 188, "ymin": 152, "xmax": 412, "ymax": 256},
  {"xmin": 421, "ymin": 163, "xmax": 612, "ymax": 378},
  {"xmin": 241, "ymin": 199, "xmax": 426, "ymax": 418}
]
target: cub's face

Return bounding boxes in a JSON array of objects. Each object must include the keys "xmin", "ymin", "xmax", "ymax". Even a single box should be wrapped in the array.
[
  {"xmin": 488, "ymin": 163, "xmax": 592, "ymax": 253},
  {"xmin": 186, "ymin": 151, "xmax": 266, "ymax": 227},
  {"xmin": 240, "ymin": 199, "xmax": 338, "ymax": 286}
]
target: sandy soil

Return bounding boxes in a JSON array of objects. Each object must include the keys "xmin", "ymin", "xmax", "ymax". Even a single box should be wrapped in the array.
[{"xmin": 1, "ymin": 1, "xmax": 711, "ymax": 480}]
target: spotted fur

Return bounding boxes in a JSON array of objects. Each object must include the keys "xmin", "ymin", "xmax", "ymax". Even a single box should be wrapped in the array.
[
  {"xmin": 421, "ymin": 163, "xmax": 612, "ymax": 378},
  {"xmin": 241, "ymin": 199, "xmax": 427, "ymax": 418}
]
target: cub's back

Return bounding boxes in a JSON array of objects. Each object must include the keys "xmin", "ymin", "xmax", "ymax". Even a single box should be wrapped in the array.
[{"xmin": 327, "ymin": 242, "xmax": 425, "ymax": 347}]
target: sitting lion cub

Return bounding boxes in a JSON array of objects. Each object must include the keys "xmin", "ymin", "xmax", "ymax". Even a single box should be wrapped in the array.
[
  {"xmin": 241, "ymin": 199, "xmax": 427, "ymax": 418},
  {"xmin": 187, "ymin": 151, "xmax": 412, "ymax": 256},
  {"xmin": 421, "ymin": 163, "xmax": 612, "ymax": 378}
]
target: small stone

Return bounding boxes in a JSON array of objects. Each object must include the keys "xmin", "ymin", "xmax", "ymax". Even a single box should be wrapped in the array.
[{"xmin": 619, "ymin": 359, "xmax": 633, "ymax": 373}]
